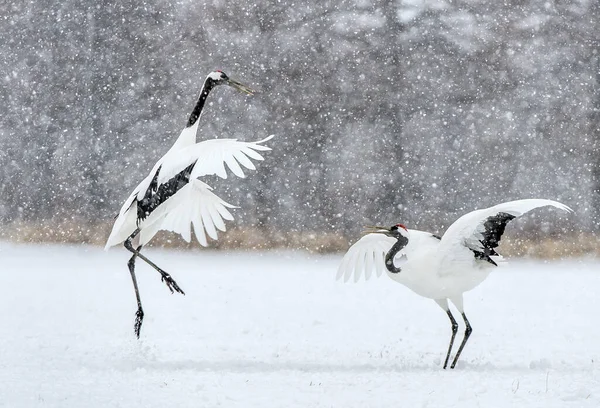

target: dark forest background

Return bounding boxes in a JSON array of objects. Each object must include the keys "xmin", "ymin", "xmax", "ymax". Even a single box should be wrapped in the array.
[{"xmin": 1, "ymin": 0, "xmax": 598, "ymax": 249}]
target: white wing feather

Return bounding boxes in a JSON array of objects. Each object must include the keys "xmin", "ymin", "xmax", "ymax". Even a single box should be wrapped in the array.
[
  {"xmin": 337, "ymin": 230, "xmax": 441, "ymax": 282},
  {"xmin": 141, "ymin": 180, "xmax": 236, "ymax": 247},
  {"xmin": 106, "ymin": 135, "xmax": 273, "ymax": 249},
  {"xmin": 440, "ymin": 198, "xmax": 573, "ymax": 257},
  {"xmin": 335, "ymin": 199, "xmax": 571, "ymax": 285},
  {"xmin": 152, "ymin": 135, "xmax": 273, "ymax": 188}
]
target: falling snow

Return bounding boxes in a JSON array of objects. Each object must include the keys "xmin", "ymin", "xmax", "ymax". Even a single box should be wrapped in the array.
[
  {"xmin": 0, "ymin": 0, "xmax": 599, "ymax": 406},
  {"xmin": 0, "ymin": 0, "xmax": 598, "ymax": 239}
]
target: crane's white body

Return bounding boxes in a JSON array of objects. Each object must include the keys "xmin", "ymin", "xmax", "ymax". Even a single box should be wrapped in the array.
[
  {"xmin": 338, "ymin": 199, "xmax": 572, "ymax": 304},
  {"xmin": 338, "ymin": 199, "xmax": 572, "ymax": 368},
  {"xmin": 391, "ymin": 237, "xmax": 491, "ymax": 300},
  {"xmin": 338, "ymin": 230, "xmax": 490, "ymax": 300},
  {"xmin": 105, "ymin": 118, "xmax": 273, "ymax": 249},
  {"xmin": 107, "ymin": 70, "xmax": 270, "ymax": 338}
]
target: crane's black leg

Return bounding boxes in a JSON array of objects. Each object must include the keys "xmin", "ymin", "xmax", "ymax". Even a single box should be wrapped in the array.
[
  {"xmin": 443, "ymin": 309, "xmax": 459, "ymax": 369},
  {"xmin": 124, "ymin": 229, "xmax": 185, "ymax": 295},
  {"xmin": 450, "ymin": 313, "xmax": 472, "ymax": 369},
  {"xmin": 127, "ymin": 247, "xmax": 145, "ymax": 338}
]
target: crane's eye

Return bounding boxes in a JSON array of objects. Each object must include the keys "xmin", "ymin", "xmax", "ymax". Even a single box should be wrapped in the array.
[{"xmin": 390, "ymin": 225, "xmax": 398, "ymax": 231}]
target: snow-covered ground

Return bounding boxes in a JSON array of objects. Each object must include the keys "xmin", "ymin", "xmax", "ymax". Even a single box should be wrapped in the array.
[{"xmin": 0, "ymin": 243, "xmax": 598, "ymax": 407}]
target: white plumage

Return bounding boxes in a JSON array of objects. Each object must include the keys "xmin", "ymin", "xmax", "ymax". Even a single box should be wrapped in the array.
[
  {"xmin": 337, "ymin": 199, "xmax": 572, "ymax": 369},
  {"xmin": 105, "ymin": 136, "xmax": 273, "ymax": 249},
  {"xmin": 337, "ymin": 229, "xmax": 441, "ymax": 283},
  {"xmin": 106, "ymin": 70, "xmax": 273, "ymax": 337}
]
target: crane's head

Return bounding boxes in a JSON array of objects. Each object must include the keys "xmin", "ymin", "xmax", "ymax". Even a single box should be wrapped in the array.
[
  {"xmin": 364, "ymin": 224, "xmax": 410, "ymax": 239},
  {"xmin": 207, "ymin": 70, "xmax": 254, "ymax": 95}
]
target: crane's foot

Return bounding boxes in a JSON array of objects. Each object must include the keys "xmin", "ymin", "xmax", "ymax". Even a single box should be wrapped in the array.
[
  {"xmin": 159, "ymin": 271, "xmax": 185, "ymax": 295},
  {"xmin": 450, "ymin": 355, "xmax": 462, "ymax": 369},
  {"xmin": 443, "ymin": 359, "xmax": 455, "ymax": 369},
  {"xmin": 134, "ymin": 307, "xmax": 144, "ymax": 338}
]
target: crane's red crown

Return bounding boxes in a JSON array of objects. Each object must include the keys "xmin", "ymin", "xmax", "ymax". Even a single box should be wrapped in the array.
[{"xmin": 395, "ymin": 223, "xmax": 408, "ymax": 231}]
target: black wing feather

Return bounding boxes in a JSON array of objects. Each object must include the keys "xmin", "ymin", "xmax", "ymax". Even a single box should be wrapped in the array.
[
  {"xmin": 137, "ymin": 161, "xmax": 197, "ymax": 221},
  {"xmin": 470, "ymin": 211, "xmax": 516, "ymax": 265}
]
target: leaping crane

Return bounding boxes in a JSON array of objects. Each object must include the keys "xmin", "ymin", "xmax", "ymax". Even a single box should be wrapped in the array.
[
  {"xmin": 337, "ymin": 199, "xmax": 572, "ymax": 369},
  {"xmin": 105, "ymin": 71, "xmax": 273, "ymax": 337}
]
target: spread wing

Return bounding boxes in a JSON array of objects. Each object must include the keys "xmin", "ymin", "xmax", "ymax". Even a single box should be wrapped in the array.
[
  {"xmin": 135, "ymin": 135, "xmax": 274, "ymax": 201},
  {"xmin": 138, "ymin": 179, "xmax": 235, "ymax": 246},
  {"xmin": 439, "ymin": 199, "xmax": 573, "ymax": 265},
  {"xmin": 336, "ymin": 229, "xmax": 441, "ymax": 283},
  {"xmin": 105, "ymin": 135, "xmax": 274, "ymax": 249}
]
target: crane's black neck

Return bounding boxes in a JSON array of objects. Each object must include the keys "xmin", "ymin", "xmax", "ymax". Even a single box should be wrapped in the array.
[
  {"xmin": 384, "ymin": 235, "xmax": 409, "ymax": 274},
  {"xmin": 186, "ymin": 79, "xmax": 217, "ymax": 128}
]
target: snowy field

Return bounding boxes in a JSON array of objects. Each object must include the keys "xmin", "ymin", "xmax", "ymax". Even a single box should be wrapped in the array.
[{"xmin": 0, "ymin": 242, "xmax": 598, "ymax": 407}]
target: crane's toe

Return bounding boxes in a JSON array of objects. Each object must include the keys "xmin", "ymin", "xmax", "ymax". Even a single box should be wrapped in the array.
[{"xmin": 160, "ymin": 273, "xmax": 185, "ymax": 295}]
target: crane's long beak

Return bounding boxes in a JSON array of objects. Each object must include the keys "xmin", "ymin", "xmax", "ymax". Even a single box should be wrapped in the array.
[
  {"xmin": 227, "ymin": 78, "xmax": 255, "ymax": 95},
  {"xmin": 363, "ymin": 225, "xmax": 392, "ymax": 236}
]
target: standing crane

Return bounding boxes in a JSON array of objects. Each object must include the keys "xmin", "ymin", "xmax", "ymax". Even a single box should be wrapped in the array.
[
  {"xmin": 337, "ymin": 199, "xmax": 572, "ymax": 369},
  {"xmin": 105, "ymin": 71, "xmax": 273, "ymax": 337}
]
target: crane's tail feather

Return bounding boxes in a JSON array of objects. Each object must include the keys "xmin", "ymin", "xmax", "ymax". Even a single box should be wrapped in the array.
[{"xmin": 104, "ymin": 196, "xmax": 138, "ymax": 250}]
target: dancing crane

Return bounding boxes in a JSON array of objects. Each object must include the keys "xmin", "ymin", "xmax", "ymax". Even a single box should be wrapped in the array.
[
  {"xmin": 105, "ymin": 71, "xmax": 273, "ymax": 337},
  {"xmin": 337, "ymin": 199, "xmax": 572, "ymax": 369}
]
